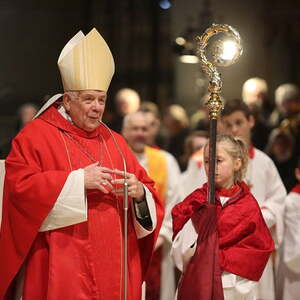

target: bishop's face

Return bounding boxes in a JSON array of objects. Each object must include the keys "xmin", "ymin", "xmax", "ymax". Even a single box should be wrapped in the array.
[{"xmin": 63, "ymin": 90, "xmax": 107, "ymax": 132}]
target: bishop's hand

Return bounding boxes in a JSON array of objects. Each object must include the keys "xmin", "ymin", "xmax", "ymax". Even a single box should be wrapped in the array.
[
  {"xmin": 109, "ymin": 169, "xmax": 145, "ymax": 201},
  {"xmin": 84, "ymin": 162, "xmax": 113, "ymax": 194}
]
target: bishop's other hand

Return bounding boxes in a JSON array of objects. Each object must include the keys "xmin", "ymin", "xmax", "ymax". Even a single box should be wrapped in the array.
[
  {"xmin": 109, "ymin": 169, "xmax": 145, "ymax": 201},
  {"xmin": 84, "ymin": 162, "xmax": 114, "ymax": 194}
]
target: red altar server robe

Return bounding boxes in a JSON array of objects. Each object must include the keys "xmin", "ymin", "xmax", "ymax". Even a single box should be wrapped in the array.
[
  {"xmin": 0, "ymin": 104, "xmax": 163, "ymax": 300},
  {"xmin": 172, "ymin": 182, "xmax": 274, "ymax": 299}
]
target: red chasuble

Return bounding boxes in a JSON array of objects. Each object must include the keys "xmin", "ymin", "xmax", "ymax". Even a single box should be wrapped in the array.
[
  {"xmin": 0, "ymin": 105, "xmax": 164, "ymax": 300},
  {"xmin": 172, "ymin": 182, "xmax": 274, "ymax": 299}
]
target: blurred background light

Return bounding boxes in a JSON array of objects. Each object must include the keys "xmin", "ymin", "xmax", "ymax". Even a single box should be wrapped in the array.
[
  {"xmin": 179, "ymin": 55, "xmax": 199, "ymax": 64},
  {"xmin": 159, "ymin": 0, "xmax": 172, "ymax": 10}
]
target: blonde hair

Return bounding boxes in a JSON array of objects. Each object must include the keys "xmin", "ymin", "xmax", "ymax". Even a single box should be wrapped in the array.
[{"xmin": 205, "ymin": 135, "xmax": 249, "ymax": 183}]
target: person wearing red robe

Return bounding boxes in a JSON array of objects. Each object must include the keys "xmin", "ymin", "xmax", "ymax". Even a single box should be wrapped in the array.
[
  {"xmin": 172, "ymin": 181, "xmax": 274, "ymax": 299},
  {"xmin": 0, "ymin": 28, "xmax": 163, "ymax": 300},
  {"xmin": 172, "ymin": 135, "xmax": 274, "ymax": 300}
]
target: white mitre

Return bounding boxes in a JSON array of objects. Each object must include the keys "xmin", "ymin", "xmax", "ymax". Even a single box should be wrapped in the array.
[
  {"xmin": 58, "ymin": 28, "xmax": 115, "ymax": 92},
  {"xmin": 34, "ymin": 28, "xmax": 114, "ymax": 119}
]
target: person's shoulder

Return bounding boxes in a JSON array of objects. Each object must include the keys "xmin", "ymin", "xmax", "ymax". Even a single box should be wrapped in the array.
[
  {"xmin": 159, "ymin": 149, "xmax": 178, "ymax": 162},
  {"xmin": 9, "ymin": 118, "xmax": 55, "ymax": 154},
  {"xmin": 173, "ymin": 186, "xmax": 205, "ymax": 211},
  {"xmin": 147, "ymin": 147, "xmax": 181, "ymax": 171},
  {"xmin": 238, "ymin": 181, "xmax": 260, "ymax": 206},
  {"xmin": 103, "ymin": 126, "xmax": 125, "ymax": 143},
  {"xmin": 253, "ymin": 147, "xmax": 270, "ymax": 160},
  {"xmin": 23, "ymin": 117, "xmax": 48, "ymax": 129},
  {"xmin": 284, "ymin": 185, "xmax": 300, "ymax": 212},
  {"xmin": 144, "ymin": 146, "xmax": 169, "ymax": 159},
  {"xmin": 14, "ymin": 118, "xmax": 52, "ymax": 140},
  {"xmin": 102, "ymin": 127, "xmax": 134, "ymax": 154},
  {"xmin": 238, "ymin": 193, "xmax": 261, "ymax": 216},
  {"xmin": 252, "ymin": 147, "xmax": 275, "ymax": 165},
  {"xmin": 185, "ymin": 184, "xmax": 207, "ymax": 201},
  {"xmin": 288, "ymin": 184, "xmax": 300, "ymax": 198}
]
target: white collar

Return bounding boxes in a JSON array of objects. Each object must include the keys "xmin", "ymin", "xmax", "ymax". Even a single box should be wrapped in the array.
[{"xmin": 57, "ymin": 105, "xmax": 73, "ymax": 123}]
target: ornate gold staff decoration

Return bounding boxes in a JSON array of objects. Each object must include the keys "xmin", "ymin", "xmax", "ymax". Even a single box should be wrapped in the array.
[{"xmin": 196, "ymin": 24, "xmax": 243, "ymax": 204}]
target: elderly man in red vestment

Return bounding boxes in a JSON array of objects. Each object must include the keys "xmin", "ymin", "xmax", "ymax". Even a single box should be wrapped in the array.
[{"xmin": 0, "ymin": 28, "xmax": 163, "ymax": 300}]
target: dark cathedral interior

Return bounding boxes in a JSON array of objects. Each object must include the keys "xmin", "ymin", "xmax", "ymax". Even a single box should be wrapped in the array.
[
  {"xmin": 1, "ymin": 1, "xmax": 300, "ymax": 299},
  {"xmin": 0, "ymin": 0, "xmax": 300, "ymax": 136}
]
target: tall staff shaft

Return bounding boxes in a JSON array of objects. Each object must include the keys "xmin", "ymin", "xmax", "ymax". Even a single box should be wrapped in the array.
[
  {"xmin": 205, "ymin": 92, "xmax": 223, "ymax": 204},
  {"xmin": 208, "ymin": 118, "xmax": 217, "ymax": 204},
  {"xmin": 99, "ymin": 121, "xmax": 128, "ymax": 300}
]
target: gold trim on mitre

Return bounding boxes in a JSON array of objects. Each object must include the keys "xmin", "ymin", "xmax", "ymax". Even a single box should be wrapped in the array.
[{"xmin": 58, "ymin": 28, "xmax": 115, "ymax": 92}]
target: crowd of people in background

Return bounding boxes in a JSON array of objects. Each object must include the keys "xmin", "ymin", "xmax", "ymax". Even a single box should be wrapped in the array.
[
  {"xmin": 3, "ymin": 77, "xmax": 300, "ymax": 190},
  {"xmin": 104, "ymin": 78, "xmax": 300, "ymax": 195},
  {"xmin": 1, "ymin": 76, "xmax": 300, "ymax": 300},
  {"xmin": 102, "ymin": 77, "xmax": 299, "ymax": 299}
]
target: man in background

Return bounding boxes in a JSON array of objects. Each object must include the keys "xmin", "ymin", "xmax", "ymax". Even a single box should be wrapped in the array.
[
  {"xmin": 122, "ymin": 111, "xmax": 182, "ymax": 300},
  {"xmin": 109, "ymin": 87, "xmax": 141, "ymax": 133}
]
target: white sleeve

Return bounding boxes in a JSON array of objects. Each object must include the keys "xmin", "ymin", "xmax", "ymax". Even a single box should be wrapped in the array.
[
  {"xmin": 39, "ymin": 169, "xmax": 87, "ymax": 231},
  {"xmin": 181, "ymin": 158, "xmax": 207, "ymax": 198},
  {"xmin": 284, "ymin": 192, "xmax": 300, "ymax": 273},
  {"xmin": 171, "ymin": 219, "xmax": 198, "ymax": 272},
  {"xmin": 262, "ymin": 158, "xmax": 286, "ymax": 246},
  {"xmin": 261, "ymin": 209, "xmax": 276, "ymax": 228},
  {"xmin": 132, "ymin": 184, "xmax": 157, "ymax": 239},
  {"xmin": 159, "ymin": 153, "xmax": 183, "ymax": 244}
]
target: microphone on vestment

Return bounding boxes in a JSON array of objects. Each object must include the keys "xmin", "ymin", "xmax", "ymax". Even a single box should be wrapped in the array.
[
  {"xmin": 98, "ymin": 120, "xmax": 128, "ymax": 184},
  {"xmin": 98, "ymin": 120, "xmax": 129, "ymax": 300}
]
